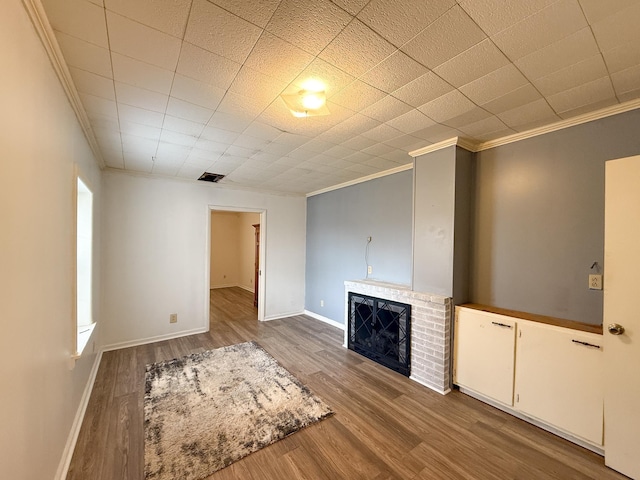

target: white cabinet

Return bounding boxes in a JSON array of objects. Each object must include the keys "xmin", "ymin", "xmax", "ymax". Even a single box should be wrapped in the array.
[
  {"xmin": 454, "ymin": 306, "xmax": 604, "ymax": 449},
  {"xmin": 453, "ymin": 308, "xmax": 516, "ymax": 406},
  {"xmin": 515, "ymin": 322, "xmax": 603, "ymax": 446}
]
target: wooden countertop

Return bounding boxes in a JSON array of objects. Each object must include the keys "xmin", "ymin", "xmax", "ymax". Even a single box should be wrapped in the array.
[{"xmin": 458, "ymin": 303, "xmax": 603, "ymax": 335}]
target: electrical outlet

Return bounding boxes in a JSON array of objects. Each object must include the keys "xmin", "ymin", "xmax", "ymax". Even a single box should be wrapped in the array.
[
  {"xmin": 320, "ymin": 300, "xmax": 324, "ymax": 307},
  {"xmin": 367, "ymin": 265, "xmax": 372, "ymax": 275},
  {"xmin": 367, "ymin": 236, "xmax": 372, "ymax": 242},
  {"xmin": 169, "ymin": 313, "xmax": 178, "ymax": 323},
  {"xmin": 589, "ymin": 274, "xmax": 602, "ymax": 290}
]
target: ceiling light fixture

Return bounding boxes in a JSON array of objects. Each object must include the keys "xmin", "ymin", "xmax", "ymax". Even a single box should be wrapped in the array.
[{"xmin": 280, "ymin": 80, "xmax": 330, "ymax": 118}]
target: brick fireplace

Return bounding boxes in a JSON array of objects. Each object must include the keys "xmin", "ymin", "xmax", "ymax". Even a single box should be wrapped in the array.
[{"xmin": 344, "ymin": 280, "xmax": 452, "ymax": 394}]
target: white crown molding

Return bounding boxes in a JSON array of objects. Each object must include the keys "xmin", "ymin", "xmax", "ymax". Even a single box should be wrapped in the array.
[
  {"xmin": 22, "ymin": 0, "xmax": 105, "ymax": 169},
  {"xmin": 408, "ymin": 137, "xmax": 467, "ymax": 157},
  {"xmin": 306, "ymin": 163, "xmax": 413, "ymax": 197},
  {"xmin": 475, "ymin": 98, "xmax": 640, "ymax": 152}
]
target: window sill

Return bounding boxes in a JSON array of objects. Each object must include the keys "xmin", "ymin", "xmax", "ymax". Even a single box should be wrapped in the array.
[{"xmin": 72, "ymin": 323, "xmax": 96, "ymax": 360}]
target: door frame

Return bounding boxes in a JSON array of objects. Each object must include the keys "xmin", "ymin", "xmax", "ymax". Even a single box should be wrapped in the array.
[{"xmin": 206, "ymin": 205, "xmax": 266, "ymax": 322}]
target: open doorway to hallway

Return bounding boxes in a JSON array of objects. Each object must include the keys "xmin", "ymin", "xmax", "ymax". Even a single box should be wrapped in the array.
[{"xmin": 209, "ymin": 209, "xmax": 264, "ymax": 324}]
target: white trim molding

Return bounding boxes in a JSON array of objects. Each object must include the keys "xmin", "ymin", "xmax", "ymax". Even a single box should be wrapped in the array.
[
  {"xmin": 306, "ymin": 163, "xmax": 413, "ymax": 198},
  {"xmin": 55, "ymin": 350, "xmax": 103, "ymax": 480},
  {"xmin": 303, "ymin": 310, "xmax": 346, "ymax": 330},
  {"xmin": 101, "ymin": 326, "xmax": 209, "ymax": 352},
  {"xmin": 22, "ymin": 0, "xmax": 105, "ymax": 169}
]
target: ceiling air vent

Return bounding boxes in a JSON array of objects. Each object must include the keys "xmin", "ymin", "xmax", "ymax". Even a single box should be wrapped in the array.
[{"xmin": 198, "ymin": 172, "xmax": 225, "ymax": 183}]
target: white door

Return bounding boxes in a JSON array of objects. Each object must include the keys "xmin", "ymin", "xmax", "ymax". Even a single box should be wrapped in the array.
[{"xmin": 604, "ymin": 155, "xmax": 640, "ymax": 479}]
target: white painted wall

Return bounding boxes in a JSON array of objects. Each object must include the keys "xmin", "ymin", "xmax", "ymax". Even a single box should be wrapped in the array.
[
  {"xmin": 0, "ymin": 1, "xmax": 102, "ymax": 478},
  {"xmin": 210, "ymin": 212, "xmax": 241, "ymax": 288},
  {"xmin": 101, "ymin": 172, "xmax": 306, "ymax": 347}
]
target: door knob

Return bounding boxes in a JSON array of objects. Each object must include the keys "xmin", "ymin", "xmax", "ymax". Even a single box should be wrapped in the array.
[{"xmin": 607, "ymin": 323, "xmax": 625, "ymax": 335}]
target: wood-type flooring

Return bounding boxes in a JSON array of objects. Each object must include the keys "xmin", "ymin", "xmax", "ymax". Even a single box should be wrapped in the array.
[{"xmin": 67, "ymin": 287, "xmax": 625, "ymax": 479}]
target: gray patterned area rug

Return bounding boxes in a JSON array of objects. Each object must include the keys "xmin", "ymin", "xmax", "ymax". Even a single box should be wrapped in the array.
[{"xmin": 144, "ymin": 341, "xmax": 333, "ymax": 480}]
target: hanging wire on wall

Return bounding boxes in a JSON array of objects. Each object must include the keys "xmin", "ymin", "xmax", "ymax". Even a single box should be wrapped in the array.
[{"xmin": 365, "ymin": 236, "xmax": 372, "ymax": 278}]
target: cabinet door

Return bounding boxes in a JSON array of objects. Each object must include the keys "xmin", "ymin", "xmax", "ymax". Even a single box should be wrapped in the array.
[
  {"xmin": 515, "ymin": 322, "xmax": 603, "ymax": 445},
  {"xmin": 454, "ymin": 308, "xmax": 516, "ymax": 406}
]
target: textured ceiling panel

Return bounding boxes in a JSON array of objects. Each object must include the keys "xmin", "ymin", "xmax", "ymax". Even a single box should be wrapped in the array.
[{"xmin": 40, "ymin": 0, "xmax": 640, "ymax": 195}]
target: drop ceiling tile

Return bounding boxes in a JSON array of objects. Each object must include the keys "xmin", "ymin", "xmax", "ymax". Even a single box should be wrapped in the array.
[
  {"xmin": 208, "ymin": 111, "xmax": 255, "ymax": 133},
  {"xmin": 266, "ymin": 0, "xmax": 352, "ymax": 56},
  {"xmin": 458, "ymin": 0, "xmax": 557, "ymax": 36},
  {"xmin": 243, "ymin": 122, "xmax": 284, "ymax": 141},
  {"xmin": 618, "ymin": 88, "xmax": 640, "ymax": 103},
  {"xmin": 243, "ymin": 32, "xmax": 314, "ymax": 83},
  {"xmin": 444, "ymin": 106, "xmax": 493, "ymax": 129},
  {"xmin": 330, "ymin": 80, "xmax": 387, "ymax": 112},
  {"xmin": 482, "ymin": 84, "xmax": 542, "ymax": 115},
  {"xmin": 80, "ymin": 93, "xmax": 118, "ymax": 118},
  {"xmin": 434, "ymin": 39, "xmax": 510, "ymax": 88},
  {"xmin": 611, "ymin": 64, "xmax": 640, "ymax": 96},
  {"xmin": 341, "ymin": 135, "xmax": 378, "ymax": 151},
  {"xmin": 492, "ymin": 0, "xmax": 588, "ymax": 60},
  {"xmin": 184, "ymin": 0, "xmax": 262, "ymax": 63},
  {"xmin": 515, "ymin": 27, "xmax": 599, "ymax": 80},
  {"xmin": 381, "ymin": 149, "xmax": 415, "ymax": 162},
  {"xmin": 156, "ymin": 142, "xmax": 193, "ymax": 160},
  {"xmin": 361, "ymin": 95, "xmax": 413, "ymax": 122},
  {"xmin": 124, "ymin": 157, "xmax": 153, "ymax": 173},
  {"xmin": 497, "ymin": 98, "xmax": 562, "ymax": 129},
  {"xmin": 106, "ymin": 12, "xmax": 181, "ymax": 70},
  {"xmin": 360, "ymin": 124, "xmax": 404, "ymax": 142},
  {"xmin": 151, "ymin": 161, "xmax": 182, "ymax": 177},
  {"xmin": 261, "ymin": 142, "xmax": 297, "ymax": 156},
  {"xmin": 358, "ymin": 0, "xmax": 455, "ymax": 48},
  {"xmin": 119, "ymin": 121, "xmax": 162, "ymax": 141},
  {"xmin": 333, "ymin": 113, "xmax": 381, "ymax": 136},
  {"xmin": 165, "ymin": 97, "xmax": 214, "ymax": 123},
  {"xmin": 233, "ymin": 134, "xmax": 270, "ymax": 150},
  {"xmin": 177, "ymin": 48, "xmax": 240, "ymax": 92},
  {"xmin": 103, "ymin": 151, "xmax": 125, "ymax": 169},
  {"xmin": 292, "ymin": 59, "xmax": 355, "ymax": 98},
  {"xmin": 115, "ymin": 82, "xmax": 168, "ymax": 113},
  {"xmin": 104, "ymin": 0, "xmax": 191, "ymax": 37},
  {"xmin": 410, "ymin": 124, "xmax": 463, "ymax": 143},
  {"xmin": 383, "ymin": 134, "xmax": 426, "ymax": 150},
  {"xmin": 579, "ymin": 0, "xmax": 639, "ymax": 24},
  {"xmin": 170, "ymin": 75, "xmax": 225, "ymax": 110},
  {"xmin": 319, "ymin": 19, "xmax": 396, "ymax": 77},
  {"xmin": 533, "ymin": 55, "xmax": 609, "ymax": 96},
  {"xmin": 41, "ymin": 0, "xmax": 108, "ymax": 47},
  {"xmin": 88, "ymin": 113, "xmax": 120, "ymax": 131},
  {"xmin": 332, "ymin": 0, "xmax": 369, "ymax": 15},
  {"xmin": 460, "ymin": 64, "xmax": 529, "ymax": 105},
  {"xmin": 94, "ymin": 128, "xmax": 122, "ymax": 146},
  {"xmin": 418, "ymin": 90, "xmax": 476, "ymax": 123},
  {"xmin": 121, "ymin": 134, "xmax": 158, "ymax": 155},
  {"xmin": 55, "ymin": 32, "xmax": 113, "ymax": 78},
  {"xmin": 207, "ymin": 0, "xmax": 281, "ymax": 27},
  {"xmin": 228, "ymin": 67, "xmax": 287, "ymax": 106},
  {"xmin": 362, "ymin": 143, "xmax": 396, "ymax": 157},
  {"xmin": 360, "ymin": 51, "xmax": 429, "ymax": 94},
  {"xmin": 194, "ymin": 138, "xmax": 230, "ymax": 154},
  {"xmin": 162, "ymin": 116, "xmax": 206, "ymax": 137},
  {"xmin": 391, "ymin": 72, "xmax": 454, "ymax": 108},
  {"xmin": 217, "ymin": 92, "xmax": 271, "ymax": 119},
  {"xmin": 118, "ymin": 104, "xmax": 165, "ymax": 128},
  {"xmin": 111, "ymin": 53, "xmax": 174, "ymax": 94},
  {"xmin": 273, "ymin": 132, "xmax": 311, "ymax": 146},
  {"xmin": 457, "ymin": 115, "xmax": 510, "ymax": 139},
  {"xmin": 324, "ymin": 144, "xmax": 358, "ymax": 158},
  {"xmin": 547, "ymin": 76, "xmax": 616, "ymax": 114},
  {"xmin": 69, "ymin": 67, "xmax": 115, "ymax": 100},
  {"xmin": 591, "ymin": 2, "xmax": 640, "ymax": 52},
  {"xmin": 402, "ymin": 5, "xmax": 486, "ymax": 69},
  {"xmin": 159, "ymin": 130, "xmax": 198, "ymax": 147},
  {"xmin": 385, "ymin": 110, "xmax": 436, "ymax": 134},
  {"xmin": 200, "ymin": 126, "xmax": 240, "ymax": 144},
  {"xmin": 603, "ymin": 41, "xmax": 640, "ymax": 74}
]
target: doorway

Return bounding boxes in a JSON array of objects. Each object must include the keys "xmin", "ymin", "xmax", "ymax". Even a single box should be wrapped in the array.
[{"xmin": 208, "ymin": 207, "xmax": 265, "ymax": 322}]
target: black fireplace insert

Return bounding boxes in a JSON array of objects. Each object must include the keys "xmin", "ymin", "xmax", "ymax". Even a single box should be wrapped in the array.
[{"xmin": 348, "ymin": 292, "xmax": 411, "ymax": 376}]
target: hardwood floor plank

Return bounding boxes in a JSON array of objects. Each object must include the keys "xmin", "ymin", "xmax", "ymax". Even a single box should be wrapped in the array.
[{"xmin": 66, "ymin": 287, "xmax": 625, "ymax": 480}]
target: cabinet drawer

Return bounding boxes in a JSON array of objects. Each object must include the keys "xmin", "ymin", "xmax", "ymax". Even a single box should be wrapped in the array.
[{"xmin": 454, "ymin": 308, "xmax": 516, "ymax": 406}]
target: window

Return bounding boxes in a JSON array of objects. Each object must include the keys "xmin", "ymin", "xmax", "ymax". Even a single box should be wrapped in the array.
[{"xmin": 75, "ymin": 176, "xmax": 95, "ymax": 357}]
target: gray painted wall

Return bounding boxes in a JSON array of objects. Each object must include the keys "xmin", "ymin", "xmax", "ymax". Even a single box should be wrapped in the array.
[
  {"xmin": 453, "ymin": 146, "xmax": 474, "ymax": 306},
  {"xmin": 305, "ymin": 170, "xmax": 413, "ymax": 324},
  {"xmin": 471, "ymin": 109, "xmax": 640, "ymax": 325}
]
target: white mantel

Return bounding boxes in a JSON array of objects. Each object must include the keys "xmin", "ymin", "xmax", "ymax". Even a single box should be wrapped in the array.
[{"xmin": 344, "ymin": 280, "xmax": 452, "ymax": 395}]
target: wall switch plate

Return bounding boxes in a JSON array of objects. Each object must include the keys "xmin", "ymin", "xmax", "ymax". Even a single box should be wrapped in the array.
[
  {"xmin": 589, "ymin": 274, "xmax": 602, "ymax": 290},
  {"xmin": 320, "ymin": 300, "xmax": 324, "ymax": 307},
  {"xmin": 169, "ymin": 313, "xmax": 178, "ymax": 323},
  {"xmin": 367, "ymin": 265, "xmax": 372, "ymax": 275}
]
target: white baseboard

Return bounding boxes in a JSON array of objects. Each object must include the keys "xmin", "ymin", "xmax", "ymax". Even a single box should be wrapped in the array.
[
  {"xmin": 263, "ymin": 310, "xmax": 305, "ymax": 321},
  {"xmin": 410, "ymin": 375, "xmax": 452, "ymax": 396},
  {"xmin": 101, "ymin": 326, "xmax": 209, "ymax": 352},
  {"xmin": 238, "ymin": 285, "xmax": 255, "ymax": 293},
  {"xmin": 303, "ymin": 310, "xmax": 346, "ymax": 330},
  {"xmin": 55, "ymin": 349, "xmax": 103, "ymax": 480},
  {"xmin": 210, "ymin": 283, "xmax": 237, "ymax": 289}
]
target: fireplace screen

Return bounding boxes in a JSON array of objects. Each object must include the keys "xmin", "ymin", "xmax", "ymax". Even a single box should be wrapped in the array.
[{"xmin": 348, "ymin": 293, "xmax": 411, "ymax": 376}]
